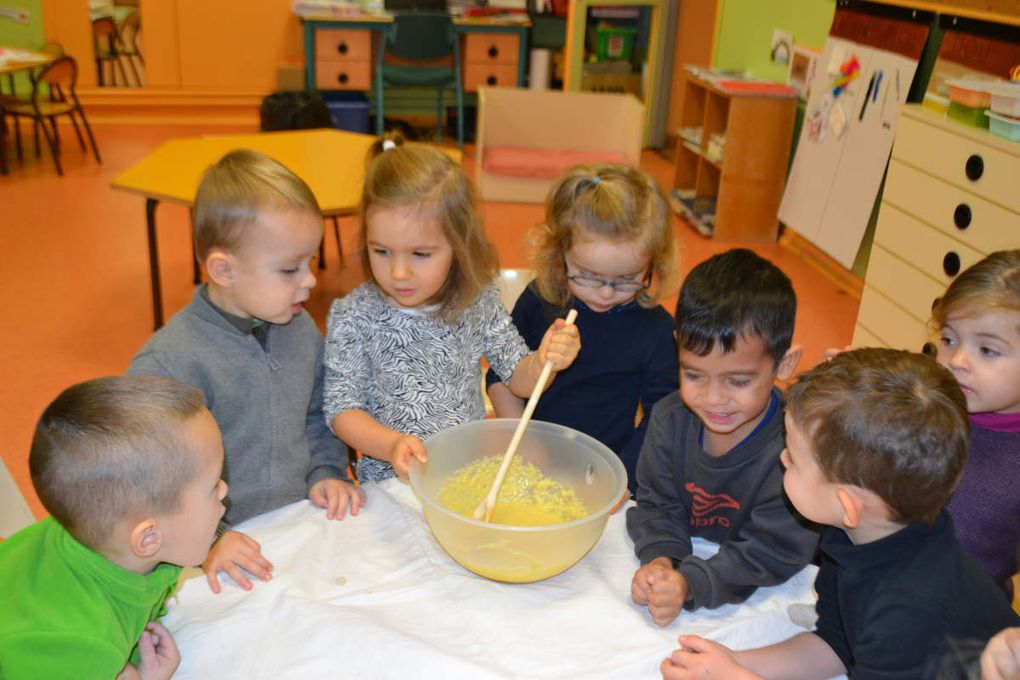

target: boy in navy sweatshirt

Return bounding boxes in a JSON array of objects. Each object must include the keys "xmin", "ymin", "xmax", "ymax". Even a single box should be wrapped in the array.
[{"xmin": 626, "ymin": 249, "xmax": 818, "ymax": 626}]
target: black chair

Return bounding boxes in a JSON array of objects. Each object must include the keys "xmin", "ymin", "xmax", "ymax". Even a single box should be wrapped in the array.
[
  {"xmin": 92, "ymin": 16, "xmax": 130, "ymax": 86},
  {"xmin": 117, "ymin": 10, "xmax": 144, "ymax": 87},
  {"xmin": 2, "ymin": 55, "xmax": 101, "ymax": 176},
  {"xmin": 374, "ymin": 13, "xmax": 463, "ymax": 147}
]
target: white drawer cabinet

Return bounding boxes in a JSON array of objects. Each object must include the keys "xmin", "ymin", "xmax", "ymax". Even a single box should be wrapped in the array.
[{"xmin": 853, "ymin": 105, "xmax": 1020, "ymax": 353}]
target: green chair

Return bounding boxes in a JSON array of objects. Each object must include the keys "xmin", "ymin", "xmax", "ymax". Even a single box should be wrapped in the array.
[{"xmin": 374, "ymin": 13, "xmax": 463, "ymax": 148}]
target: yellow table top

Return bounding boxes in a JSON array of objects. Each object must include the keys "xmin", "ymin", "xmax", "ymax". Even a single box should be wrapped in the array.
[
  {"xmin": 111, "ymin": 129, "xmax": 382, "ymax": 216},
  {"xmin": 0, "ymin": 47, "xmax": 55, "ymax": 77},
  {"xmin": 112, "ymin": 129, "xmax": 463, "ymax": 215}
]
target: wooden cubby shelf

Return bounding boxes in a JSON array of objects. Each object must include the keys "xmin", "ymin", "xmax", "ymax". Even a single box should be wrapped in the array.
[{"xmin": 671, "ymin": 69, "xmax": 798, "ymax": 242}]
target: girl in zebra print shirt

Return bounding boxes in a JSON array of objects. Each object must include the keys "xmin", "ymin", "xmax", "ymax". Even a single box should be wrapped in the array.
[{"xmin": 322, "ymin": 134, "xmax": 581, "ymax": 484}]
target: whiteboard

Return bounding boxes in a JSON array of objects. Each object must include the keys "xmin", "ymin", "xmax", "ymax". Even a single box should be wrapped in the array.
[{"xmin": 779, "ymin": 37, "xmax": 917, "ymax": 269}]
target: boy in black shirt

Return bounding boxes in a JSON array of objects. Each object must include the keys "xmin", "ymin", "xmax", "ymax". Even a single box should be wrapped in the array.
[
  {"xmin": 626, "ymin": 249, "xmax": 819, "ymax": 626},
  {"xmin": 662, "ymin": 349, "xmax": 1020, "ymax": 679}
]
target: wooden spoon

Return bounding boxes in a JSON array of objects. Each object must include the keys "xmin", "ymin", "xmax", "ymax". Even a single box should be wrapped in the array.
[{"xmin": 473, "ymin": 309, "xmax": 578, "ymax": 522}]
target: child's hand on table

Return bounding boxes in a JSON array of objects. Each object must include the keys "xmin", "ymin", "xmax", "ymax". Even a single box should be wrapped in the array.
[
  {"xmin": 309, "ymin": 478, "xmax": 366, "ymax": 520},
  {"xmin": 538, "ymin": 317, "xmax": 581, "ymax": 372},
  {"xmin": 631, "ymin": 556, "xmax": 688, "ymax": 627},
  {"xmin": 390, "ymin": 434, "xmax": 428, "ymax": 479},
  {"xmin": 116, "ymin": 622, "xmax": 181, "ymax": 680},
  {"xmin": 983, "ymin": 627, "xmax": 1020, "ymax": 680},
  {"xmin": 661, "ymin": 635, "xmax": 763, "ymax": 680},
  {"xmin": 202, "ymin": 529, "xmax": 274, "ymax": 593}
]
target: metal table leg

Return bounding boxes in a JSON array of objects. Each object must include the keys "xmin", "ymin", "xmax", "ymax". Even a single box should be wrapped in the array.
[{"xmin": 146, "ymin": 197, "xmax": 164, "ymax": 329}]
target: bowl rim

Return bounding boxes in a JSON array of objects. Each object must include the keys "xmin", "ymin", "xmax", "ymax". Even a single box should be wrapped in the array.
[{"xmin": 409, "ymin": 418, "xmax": 628, "ymax": 532}]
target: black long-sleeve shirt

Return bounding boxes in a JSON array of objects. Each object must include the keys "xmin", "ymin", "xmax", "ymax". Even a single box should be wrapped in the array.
[
  {"xmin": 626, "ymin": 389, "xmax": 819, "ymax": 610},
  {"xmin": 813, "ymin": 510, "xmax": 1020, "ymax": 679}
]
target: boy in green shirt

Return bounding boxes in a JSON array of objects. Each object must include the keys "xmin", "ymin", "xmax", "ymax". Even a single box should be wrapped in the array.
[{"xmin": 0, "ymin": 375, "xmax": 228, "ymax": 680}]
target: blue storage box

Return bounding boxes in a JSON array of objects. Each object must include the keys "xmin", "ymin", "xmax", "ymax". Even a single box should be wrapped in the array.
[{"xmin": 322, "ymin": 92, "xmax": 370, "ymax": 134}]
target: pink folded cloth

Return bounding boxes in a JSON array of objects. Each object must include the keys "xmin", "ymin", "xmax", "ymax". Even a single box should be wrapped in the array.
[{"xmin": 482, "ymin": 146, "xmax": 631, "ymax": 179}]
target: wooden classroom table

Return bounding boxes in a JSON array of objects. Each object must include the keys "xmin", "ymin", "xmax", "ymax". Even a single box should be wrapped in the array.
[{"xmin": 111, "ymin": 129, "xmax": 460, "ymax": 329}]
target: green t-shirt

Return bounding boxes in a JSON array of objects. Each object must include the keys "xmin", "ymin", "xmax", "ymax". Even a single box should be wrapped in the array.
[{"xmin": 0, "ymin": 517, "xmax": 182, "ymax": 680}]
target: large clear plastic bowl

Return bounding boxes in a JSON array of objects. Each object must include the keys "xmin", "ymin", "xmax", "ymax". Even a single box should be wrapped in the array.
[{"xmin": 409, "ymin": 419, "xmax": 626, "ymax": 583}]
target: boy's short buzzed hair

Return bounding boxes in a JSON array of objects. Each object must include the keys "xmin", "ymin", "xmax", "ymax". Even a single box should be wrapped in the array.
[
  {"xmin": 787, "ymin": 348, "xmax": 969, "ymax": 525},
  {"xmin": 30, "ymin": 376, "xmax": 207, "ymax": 549},
  {"xmin": 194, "ymin": 148, "xmax": 321, "ymax": 261},
  {"xmin": 675, "ymin": 249, "xmax": 796, "ymax": 366}
]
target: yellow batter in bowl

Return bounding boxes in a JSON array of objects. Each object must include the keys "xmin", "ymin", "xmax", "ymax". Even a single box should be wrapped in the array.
[{"xmin": 437, "ymin": 456, "xmax": 588, "ymax": 526}]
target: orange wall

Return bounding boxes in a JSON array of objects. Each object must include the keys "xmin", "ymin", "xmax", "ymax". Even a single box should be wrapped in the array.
[{"xmin": 44, "ymin": 0, "xmax": 304, "ymax": 92}]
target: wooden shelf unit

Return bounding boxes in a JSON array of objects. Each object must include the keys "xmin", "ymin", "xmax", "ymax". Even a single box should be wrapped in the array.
[{"xmin": 672, "ymin": 71, "xmax": 797, "ymax": 242}]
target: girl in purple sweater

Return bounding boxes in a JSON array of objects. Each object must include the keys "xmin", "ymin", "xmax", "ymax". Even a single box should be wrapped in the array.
[{"xmin": 933, "ymin": 249, "xmax": 1020, "ymax": 599}]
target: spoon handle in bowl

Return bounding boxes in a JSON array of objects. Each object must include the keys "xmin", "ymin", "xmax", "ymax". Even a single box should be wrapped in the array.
[{"xmin": 475, "ymin": 309, "xmax": 578, "ymax": 521}]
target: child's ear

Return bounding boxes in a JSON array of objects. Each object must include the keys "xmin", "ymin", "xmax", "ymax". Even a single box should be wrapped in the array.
[
  {"xmin": 129, "ymin": 519, "xmax": 163, "ymax": 559},
  {"xmin": 205, "ymin": 250, "xmax": 235, "ymax": 288},
  {"xmin": 836, "ymin": 487, "xmax": 866, "ymax": 530},
  {"xmin": 775, "ymin": 344, "xmax": 803, "ymax": 381}
]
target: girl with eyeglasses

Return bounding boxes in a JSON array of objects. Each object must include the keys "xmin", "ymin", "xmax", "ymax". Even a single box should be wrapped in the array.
[{"xmin": 486, "ymin": 163, "xmax": 680, "ymax": 496}]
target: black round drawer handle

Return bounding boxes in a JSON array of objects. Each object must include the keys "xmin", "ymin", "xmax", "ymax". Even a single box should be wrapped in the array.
[
  {"xmin": 337, "ymin": 42, "xmax": 349, "ymax": 55},
  {"xmin": 965, "ymin": 154, "xmax": 984, "ymax": 181},
  {"xmin": 488, "ymin": 46, "xmax": 499, "ymax": 58},
  {"xmin": 943, "ymin": 251, "xmax": 961, "ymax": 277},
  {"xmin": 338, "ymin": 73, "xmax": 349, "ymax": 84},
  {"xmin": 486, "ymin": 75, "xmax": 497, "ymax": 85},
  {"xmin": 953, "ymin": 203, "xmax": 972, "ymax": 229},
  {"xmin": 921, "ymin": 342, "xmax": 937, "ymax": 357}
]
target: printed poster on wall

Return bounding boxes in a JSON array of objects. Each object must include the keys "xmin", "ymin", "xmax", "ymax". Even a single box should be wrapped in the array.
[{"xmin": 778, "ymin": 37, "xmax": 916, "ymax": 269}]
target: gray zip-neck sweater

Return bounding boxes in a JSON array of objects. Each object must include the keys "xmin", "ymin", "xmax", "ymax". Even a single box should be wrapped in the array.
[{"xmin": 128, "ymin": 286, "xmax": 350, "ymax": 525}]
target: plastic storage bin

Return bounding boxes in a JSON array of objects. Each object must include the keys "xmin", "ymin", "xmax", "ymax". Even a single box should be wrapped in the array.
[
  {"xmin": 986, "ymin": 111, "xmax": 1020, "ymax": 142},
  {"xmin": 594, "ymin": 24, "xmax": 637, "ymax": 61},
  {"xmin": 948, "ymin": 100, "xmax": 989, "ymax": 128},
  {"xmin": 948, "ymin": 80, "xmax": 992, "ymax": 108},
  {"xmin": 322, "ymin": 91, "xmax": 370, "ymax": 134},
  {"xmin": 990, "ymin": 85, "xmax": 1020, "ymax": 117}
]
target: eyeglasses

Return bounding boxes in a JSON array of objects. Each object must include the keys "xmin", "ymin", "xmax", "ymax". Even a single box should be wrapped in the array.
[{"xmin": 566, "ymin": 272, "xmax": 650, "ymax": 293}]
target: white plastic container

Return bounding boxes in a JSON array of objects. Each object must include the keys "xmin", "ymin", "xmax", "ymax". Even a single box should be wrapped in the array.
[{"xmin": 989, "ymin": 84, "xmax": 1020, "ymax": 118}]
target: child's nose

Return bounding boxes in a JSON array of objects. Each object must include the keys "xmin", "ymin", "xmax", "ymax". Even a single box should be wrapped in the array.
[
  {"xmin": 391, "ymin": 258, "xmax": 411, "ymax": 280},
  {"xmin": 948, "ymin": 348, "xmax": 969, "ymax": 371},
  {"xmin": 705, "ymin": 381, "xmax": 726, "ymax": 405}
]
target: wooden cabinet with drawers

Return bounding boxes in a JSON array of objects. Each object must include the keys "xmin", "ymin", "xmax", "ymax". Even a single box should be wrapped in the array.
[
  {"xmin": 314, "ymin": 28, "xmax": 372, "ymax": 90},
  {"xmin": 301, "ymin": 17, "xmax": 529, "ymax": 96},
  {"xmin": 852, "ymin": 105, "xmax": 1020, "ymax": 353},
  {"xmin": 462, "ymin": 32, "xmax": 520, "ymax": 92}
]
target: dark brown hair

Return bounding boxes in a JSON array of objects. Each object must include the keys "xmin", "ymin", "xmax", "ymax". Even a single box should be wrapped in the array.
[
  {"xmin": 533, "ymin": 163, "xmax": 678, "ymax": 309},
  {"xmin": 30, "ymin": 376, "xmax": 206, "ymax": 548},
  {"xmin": 787, "ymin": 348, "xmax": 969, "ymax": 525},
  {"xmin": 359, "ymin": 132, "xmax": 498, "ymax": 320},
  {"xmin": 675, "ymin": 249, "xmax": 796, "ymax": 367}
]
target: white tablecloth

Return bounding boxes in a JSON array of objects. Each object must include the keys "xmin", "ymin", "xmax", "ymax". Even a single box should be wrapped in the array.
[{"xmin": 165, "ymin": 479, "xmax": 823, "ymax": 679}]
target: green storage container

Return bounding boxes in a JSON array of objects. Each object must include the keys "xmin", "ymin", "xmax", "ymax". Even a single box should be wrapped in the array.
[
  {"xmin": 594, "ymin": 24, "xmax": 637, "ymax": 61},
  {"xmin": 948, "ymin": 100, "xmax": 989, "ymax": 129}
]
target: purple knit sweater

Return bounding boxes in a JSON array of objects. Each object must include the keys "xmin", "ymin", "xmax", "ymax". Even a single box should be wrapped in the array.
[{"xmin": 946, "ymin": 414, "xmax": 1020, "ymax": 597}]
